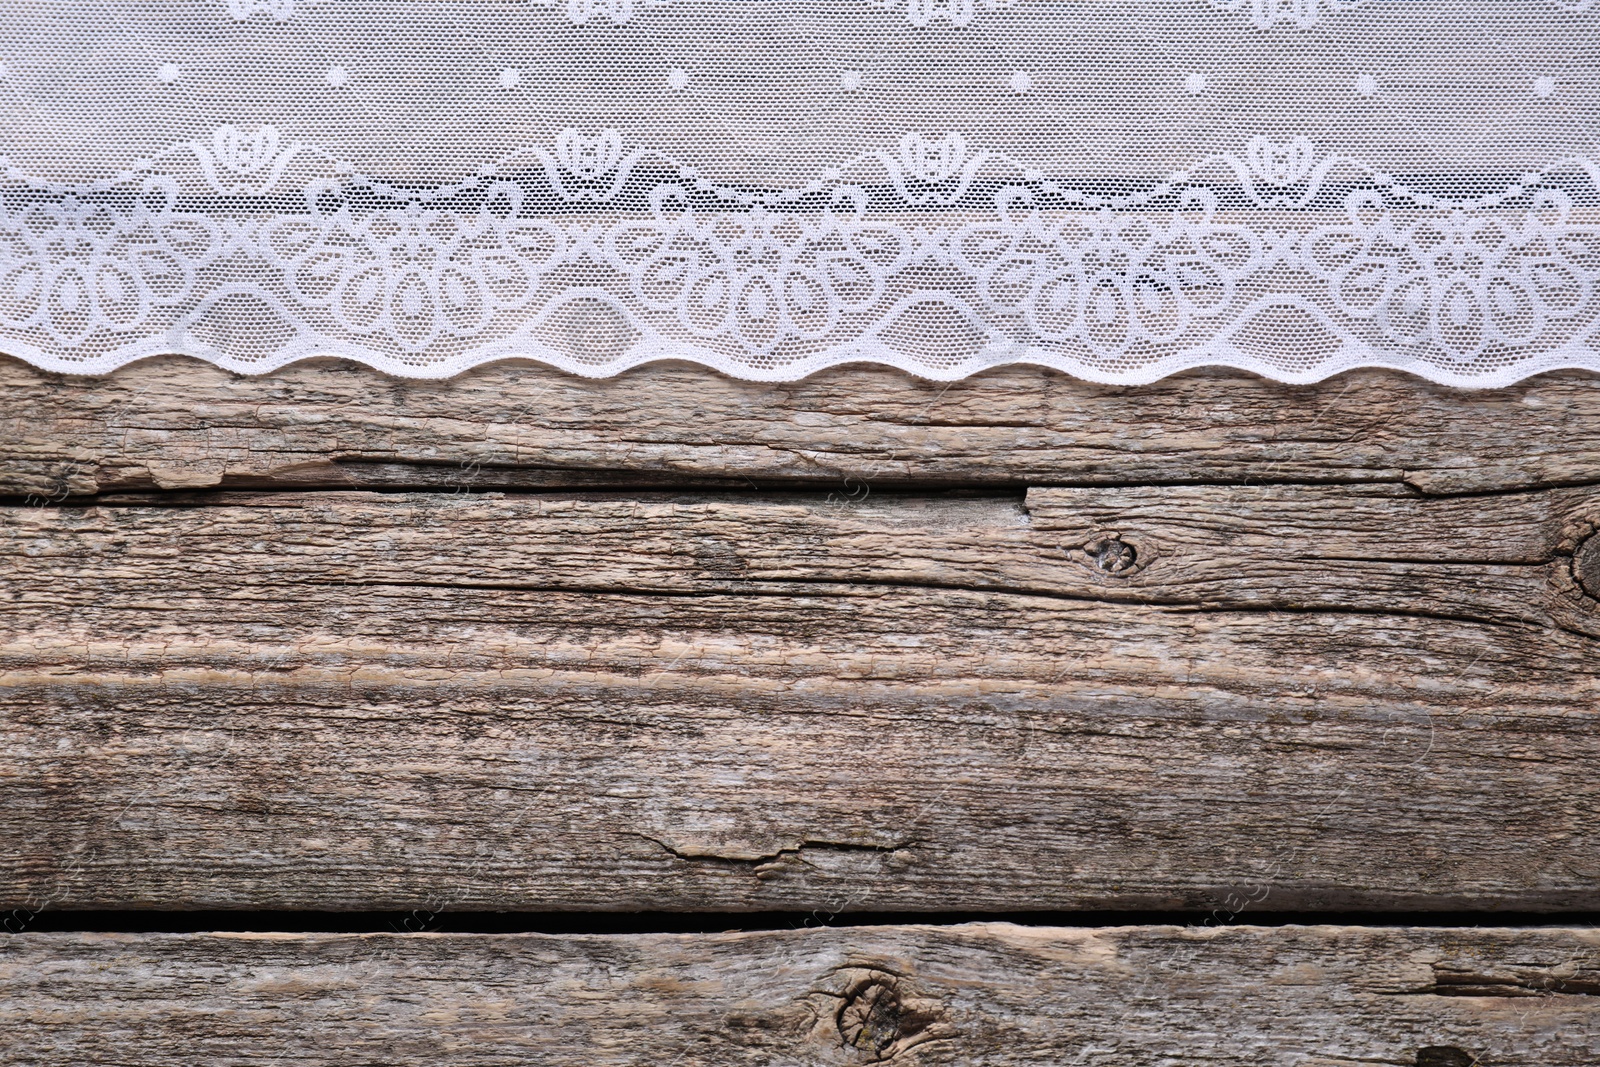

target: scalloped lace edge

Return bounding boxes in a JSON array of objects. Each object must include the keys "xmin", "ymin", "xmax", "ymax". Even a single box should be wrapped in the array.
[
  {"xmin": 11, "ymin": 337, "xmax": 1600, "ymax": 387},
  {"xmin": 6, "ymin": 128, "xmax": 1599, "ymax": 388}
]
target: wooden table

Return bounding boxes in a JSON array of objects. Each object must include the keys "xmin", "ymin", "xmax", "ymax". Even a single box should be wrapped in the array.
[{"xmin": 3, "ymin": 356, "xmax": 1597, "ymax": 1064}]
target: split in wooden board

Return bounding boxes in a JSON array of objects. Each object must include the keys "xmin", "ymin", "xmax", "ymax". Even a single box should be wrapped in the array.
[{"xmin": 5, "ymin": 356, "xmax": 1600, "ymax": 498}]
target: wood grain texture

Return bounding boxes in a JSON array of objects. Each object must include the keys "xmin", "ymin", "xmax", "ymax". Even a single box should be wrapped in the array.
[
  {"xmin": 4, "ymin": 355, "xmax": 1600, "ymax": 497},
  {"xmin": 2, "ymin": 924, "xmax": 1597, "ymax": 1065},
  {"xmin": 4, "ymin": 488, "xmax": 1597, "ymax": 912}
]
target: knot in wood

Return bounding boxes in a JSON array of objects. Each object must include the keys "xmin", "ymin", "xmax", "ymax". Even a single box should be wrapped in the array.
[
  {"xmin": 837, "ymin": 977, "xmax": 904, "ymax": 1058},
  {"xmin": 1573, "ymin": 531, "xmax": 1600, "ymax": 601},
  {"xmin": 1085, "ymin": 536, "xmax": 1137, "ymax": 575},
  {"xmin": 834, "ymin": 972, "xmax": 945, "ymax": 1061},
  {"xmin": 812, "ymin": 965, "xmax": 946, "ymax": 1062}
]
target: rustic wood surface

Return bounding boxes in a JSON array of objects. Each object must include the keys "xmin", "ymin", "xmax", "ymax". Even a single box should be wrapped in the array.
[
  {"xmin": 3, "ymin": 924, "xmax": 1597, "ymax": 1065},
  {"xmin": 6, "ymin": 356, "xmax": 1600, "ymax": 1061},
  {"xmin": 6, "ymin": 357, "xmax": 1600, "ymax": 499},
  {"xmin": 3, "ymin": 355, "xmax": 1598, "ymax": 913}
]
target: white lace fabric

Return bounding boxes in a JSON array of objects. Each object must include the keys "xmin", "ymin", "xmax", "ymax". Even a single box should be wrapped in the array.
[{"xmin": 0, "ymin": 1, "xmax": 1595, "ymax": 384}]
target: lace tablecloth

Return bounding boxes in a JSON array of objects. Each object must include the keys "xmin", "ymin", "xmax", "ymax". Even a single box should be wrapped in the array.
[{"xmin": 0, "ymin": 0, "xmax": 1594, "ymax": 383}]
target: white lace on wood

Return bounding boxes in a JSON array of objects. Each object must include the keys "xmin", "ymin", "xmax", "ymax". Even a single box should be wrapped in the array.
[{"xmin": 0, "ymin": 0, "xmax": 1595, "ymax": 384}]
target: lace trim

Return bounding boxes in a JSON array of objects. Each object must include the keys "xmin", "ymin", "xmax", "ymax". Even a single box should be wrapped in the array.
[
  {"xmin": 221, "ymin": 0, "xmax": 1593, "ymax": 24},
  {"xmin": 3, "ymin": 127, "xmax": 1598, "ymax": 384},
  {"xmin": 1205, "ymin": 0, "xmax": 1591, "ymax": 29},
  {"xmin": 220, "ymin": 0, "xmax": 1023, "ymax": 24}
]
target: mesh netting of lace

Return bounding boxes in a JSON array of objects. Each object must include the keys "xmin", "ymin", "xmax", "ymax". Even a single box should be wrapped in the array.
[{"xmin": 0, "ymin": 0, "xmax": 1596, "ymax": 384}]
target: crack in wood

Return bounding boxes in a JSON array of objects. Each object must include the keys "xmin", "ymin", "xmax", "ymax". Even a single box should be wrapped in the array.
[
  {"xmin": 631, "ymin": 833, "xmax": 917, "ymax": 871},
  {"xmin": 1415, "ymin": 1046, "xmax": 1484, "ymax": 1067},
  {"xmin": 1400, "ymin": 971, "xmax": 1600, "ymax": 998},
  {"xmin": 15, "ymin": 359, "xmax": 1600, "ymax": 501},
  {"xmin": 277, "ymin": 571, "xmax": 1575, "ymax": 635}
]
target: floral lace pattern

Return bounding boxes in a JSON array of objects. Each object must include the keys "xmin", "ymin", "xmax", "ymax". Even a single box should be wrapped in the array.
[
  {"xmin": 219, "ymin": 0, "xmax": 1593, "ymax": 26},
  {"xmin": 525, "ymin": 0, "xmax": 677, "ymax": 23},
  {"xmin": 217, "ymin": 0, "xmax": 1018, "ymax": 23},
  {"xmin": 1205, "ymin": 0, "xmax": 1368, "ymax": 29},
  {"xmin": 4, "ymin": 0, "xmax": 1594, "ymax": 384},
  {"xmin": 1207, "ymin": 0, "xmax": 1591, "ymax": 28},
  {"xmin": 866, "ymin": 0, "xmax": 1020, "ymax": 27},
  {"xmin": 3, "ymin": 126, "xmax": 1596, "ymax": 384}
]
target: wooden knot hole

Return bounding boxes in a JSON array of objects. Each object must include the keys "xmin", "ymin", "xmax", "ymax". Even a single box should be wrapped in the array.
[
  {"xmin": 1417, "ymin": 1047, "xmax": 1480, "ymax": 1067},
  {"xmin": 837, "ymin": 977, "xmax": 904, "ymax": 1058},
  {"xmin": 835, "ymin": 972, "xmax": 943, "ymax": 1061},
  {"xmin": 1084, "ymin": 537, "xmax": 1138, "ymax": 575},
  {"xmin": 1573, "ymin": 531, "xmax": 1600, "ymax": 600}
]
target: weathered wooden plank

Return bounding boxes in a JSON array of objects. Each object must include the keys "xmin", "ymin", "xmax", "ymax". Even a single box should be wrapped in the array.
[
  {"xmin": 11, "ymin": 483, "xmax": 1600, "ymax": 630},
  {"xmin": 4, "ymin": 489, "xmax": 1597, "ymax": 912},
  {"xmin": 5, "ymin": 355, "xmax": 1600, "ymax": 497},
  {"xmin": 2, "ymin": 925, "xmax": 1596, "ymax": 1065}
]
